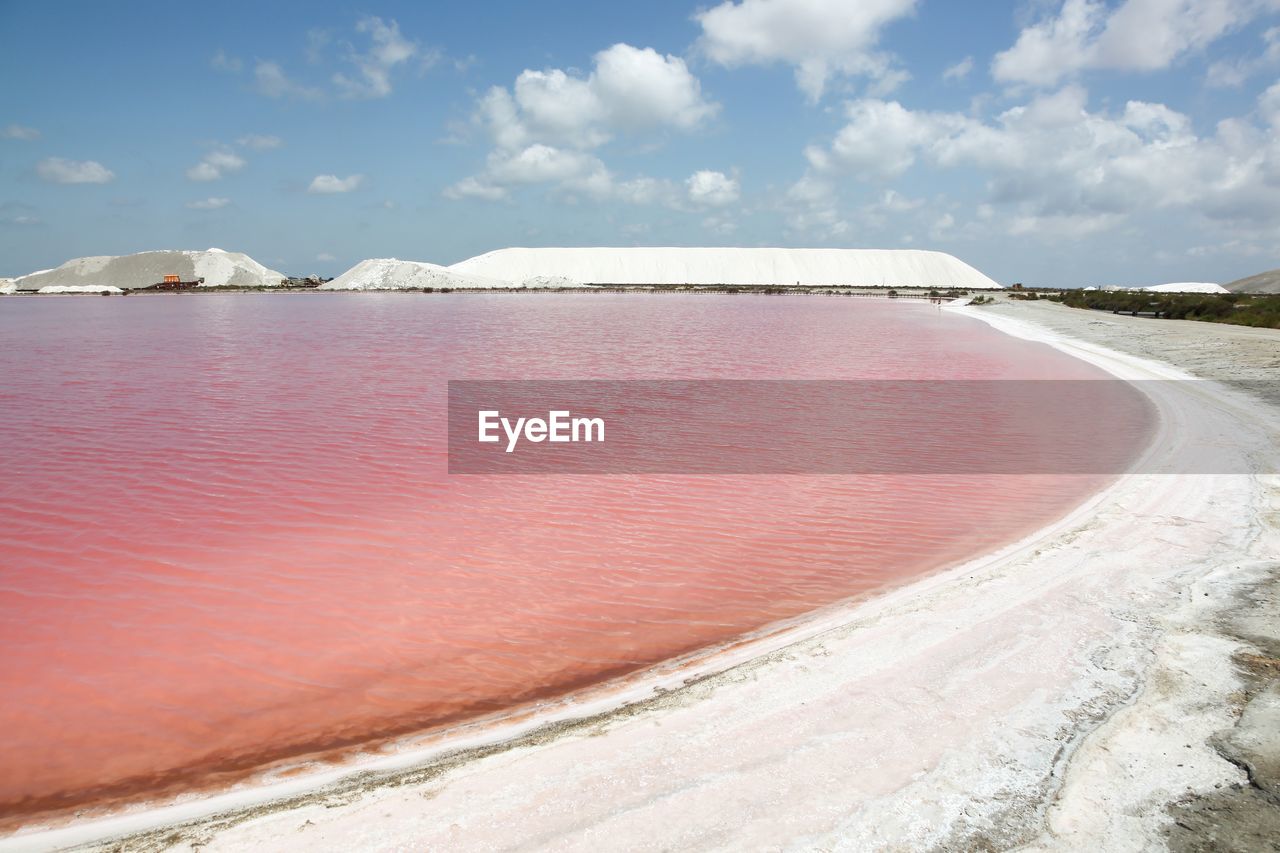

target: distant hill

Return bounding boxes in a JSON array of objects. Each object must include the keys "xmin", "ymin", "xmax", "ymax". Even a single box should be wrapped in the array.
[{"xmin": 1224, "ymin": 269, "xmax": 1280, "ymax": 294}]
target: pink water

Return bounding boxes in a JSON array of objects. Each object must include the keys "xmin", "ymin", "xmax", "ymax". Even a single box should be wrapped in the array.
[{"xmin": 0, "ymin": 294, "xmax": 1145, "ymax": 821}]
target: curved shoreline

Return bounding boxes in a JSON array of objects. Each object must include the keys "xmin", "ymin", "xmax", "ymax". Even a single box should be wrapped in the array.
[
  {"xmin": 4, "ymin": 300, "xmax": 1276, "ymax": 851},
  {"xmin": 0, "ymin": 463, "xmax": 1139, "ymax": 849}
]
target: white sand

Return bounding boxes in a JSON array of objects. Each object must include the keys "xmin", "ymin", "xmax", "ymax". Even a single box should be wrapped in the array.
[
  {"xmin": 317, "ymin": 258, "xmax": 514, "ymax": 290},
  {"xmin": 14, "ymin": 250, "xmax": 284, "ymax": 291},
  {"xmin": 3, "ymin": 303, "xmax": 1276, "ymax": 853},
  {"xmin": 449, "ymin": 247, "xmax": 1003, "ymax": 289}
]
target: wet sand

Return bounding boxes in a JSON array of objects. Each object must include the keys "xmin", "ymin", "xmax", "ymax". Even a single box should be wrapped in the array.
[{"xmin": 3, "ymin": 299, "xmax": 1278, "ymax": 852}]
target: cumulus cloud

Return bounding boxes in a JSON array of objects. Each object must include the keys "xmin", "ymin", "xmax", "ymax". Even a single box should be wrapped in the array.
[
  {"xmin": 2, "ymin": 124, "xmax": 40, "ymax": 140},
  {"xmin": 695, "ymin": 0, "xmax": 918, "ymax": 101},
  {"xmin": 308, "ymin": 174, "xmax": 365, "ymax": 193},
  {"xmin": 591, "ymin": 43, "xmax": 719, "ymax": 130},
  {"xmin": 488, "ymin": 44, "xmax": 717, "ymax": 149},
  {"xmin": 36, "ymin": 157, "xmax": 115, "ymax": 184},
  {"xmin": 186, "ymin": 149, "xmax": 246, "ymax": 182},
  {"xmin": 800, "ymin": 83, "xmax": 1280, "ymax": 235},
  {"xmin": 686, "ymin": 170, "xmax": 741, "ymax": 206},
  {"xmin": 186, "ymin": 197, "xmax": 230, "ymax": 210},
  {"xmin": 333, "ymin": 16, "xmax": 425, "ymax": 98},
  {"xmin": 992, "ymin": 0, "xmax": 1280, "ymax": 87},
  {"xmin": 447, "ymin": 43, "xmax": 718, "ymax": 202}
]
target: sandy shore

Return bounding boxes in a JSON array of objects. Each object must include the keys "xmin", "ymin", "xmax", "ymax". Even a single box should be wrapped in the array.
[{"xmin": 4, "ymin": 300, "xmax": 1277, "ymax": 852}]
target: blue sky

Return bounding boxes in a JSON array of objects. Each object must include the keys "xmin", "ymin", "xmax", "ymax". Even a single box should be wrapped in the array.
[{"xmin": 2, "ymin": 0, "xmax": 1279, "ymax": 285}]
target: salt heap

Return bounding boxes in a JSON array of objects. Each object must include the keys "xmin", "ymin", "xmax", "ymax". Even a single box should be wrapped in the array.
[
  {"xmin": 523, "ymin": 275, "xmax": 580, "ymax": 288},
  {"xmin": 1095, "ymin": 282, "xmax": 1230, "ymax": 294},
  {"xmin": 0, "ymin": 278, "xmax": 16, "ymax": 295},
  {"xmin": 449, "ymin": 247, "xmax": 1003, "ymax": 289},
  {"xmin": 1140, "ymin": 282, "xmax": 1229, "ymax": 294},
  {"xmin": 15, "ymin": 249, "xmax": 284, "ymax": 291},
  {"xmin": 319, "ymin": 258, "xmax": 513, "ymax": 290},
  {"xmin": 37, "ymin": 285, "xmax": 124, "ymax": 294}
]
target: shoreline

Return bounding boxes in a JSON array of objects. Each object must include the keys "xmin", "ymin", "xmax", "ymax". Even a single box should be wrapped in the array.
[
  {"xmin": 3, "ymin": 300, "xmax": 1277, "ymax": 851},
  {"xmin": 0, "ymin": 445, "xmax": 1137, "ymax": 848}
]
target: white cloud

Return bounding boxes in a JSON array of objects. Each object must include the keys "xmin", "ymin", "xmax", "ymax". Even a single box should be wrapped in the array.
[
  {"xmin": 254, "ymin": 61, "xmax": 323, "ymax": 100},
  {"xmin": 36, "ymin": 157, "xmax": 115, "ymax": 184},
  {"xmin": 807, "ymin": 98, "xmax": 952, "ymax": 179},
  {"xmin": 695, "ymin": 0, "xmax": 918, "ymax": 101},
  {"xmin": 443, "ymin": 176, "xmax": 510, "ymax": 201},
  {"xmin": 237, "ymin": 134, "xmax": 282, "ymax": 150},
  {"xmin": 449, "ymin": 43, "xmax": 718, "ymax": 202},
  {"xmin": 591, "ymin": 43, "xmax": 719, "ymax": 130},
  {"xmin": 686, "ymin": 170, "xmax": 741, "ymax": 206},
  {"xmin": 2, "ymin": 124, "xmax": 40, "ymax": 140},
  {"xmin": 486, "ymin": 144, "xmax": 605, "ymax": 185},
  {"xmin": 484, "ymin": 44, "xmax": 718, "ymax": 151},
  {"xmin": 186, "ymin": 149, "xmax": 246, "ymax": 182},
  {"xmin": 801, "ymin": 84, "xmax": 1280, "ymax": 234},
  {"xmin": 992, "ymin": 0, "xmax": 1280, "ymax": 87},
  {"xmin": 333, "ymin": 16, "xmax": 422, "ymax": 98},
  {"xmin": 186, "ymin": 197, "xmax": 230, "ymax": 210},
  {"xmin": 308, "ymin": 174, "xmax": 365, "ymax": 193},
  {"xmin": 316, "ymin": 252, "xmax": 336, "ymax": 262},
  {"xmin": 613, "ymin": 176, "xmax": 681, "ymax": 206},
  {"xmin": 942, "ymin": 56, "xmax": 974, "ymax": 82}
]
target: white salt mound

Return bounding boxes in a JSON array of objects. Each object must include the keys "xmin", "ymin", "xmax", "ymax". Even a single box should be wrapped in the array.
[
  {"xmin": 15, "ymin": 249, "xmax": 284, "ymax": 291},
  {"xmin": 37, "ymin": 285, "xmax": 124, "ymax": 294},
  {"xmin": 0, "ymin": 278, "xmax": 16, "ymax": 295},
  {"xmin": 319, "ymin": 258, "xmax": 512, "ymax": 291},
  {"xmin": 522, "ymin": 275, "xmax": 580, "ymax": 288},
  {"xmin": 450, "ymin": 247, "xmax": 1003, "ymax": 289},
  {"xmin": 1140, "ymin": 282, "xmax": 1228, "ymax": 294}
]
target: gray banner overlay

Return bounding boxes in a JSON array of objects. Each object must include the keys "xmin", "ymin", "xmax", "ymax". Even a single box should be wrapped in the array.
[{"xmin": 447, "ymin": 380, "xmax": 1268, "ymax": 474}]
